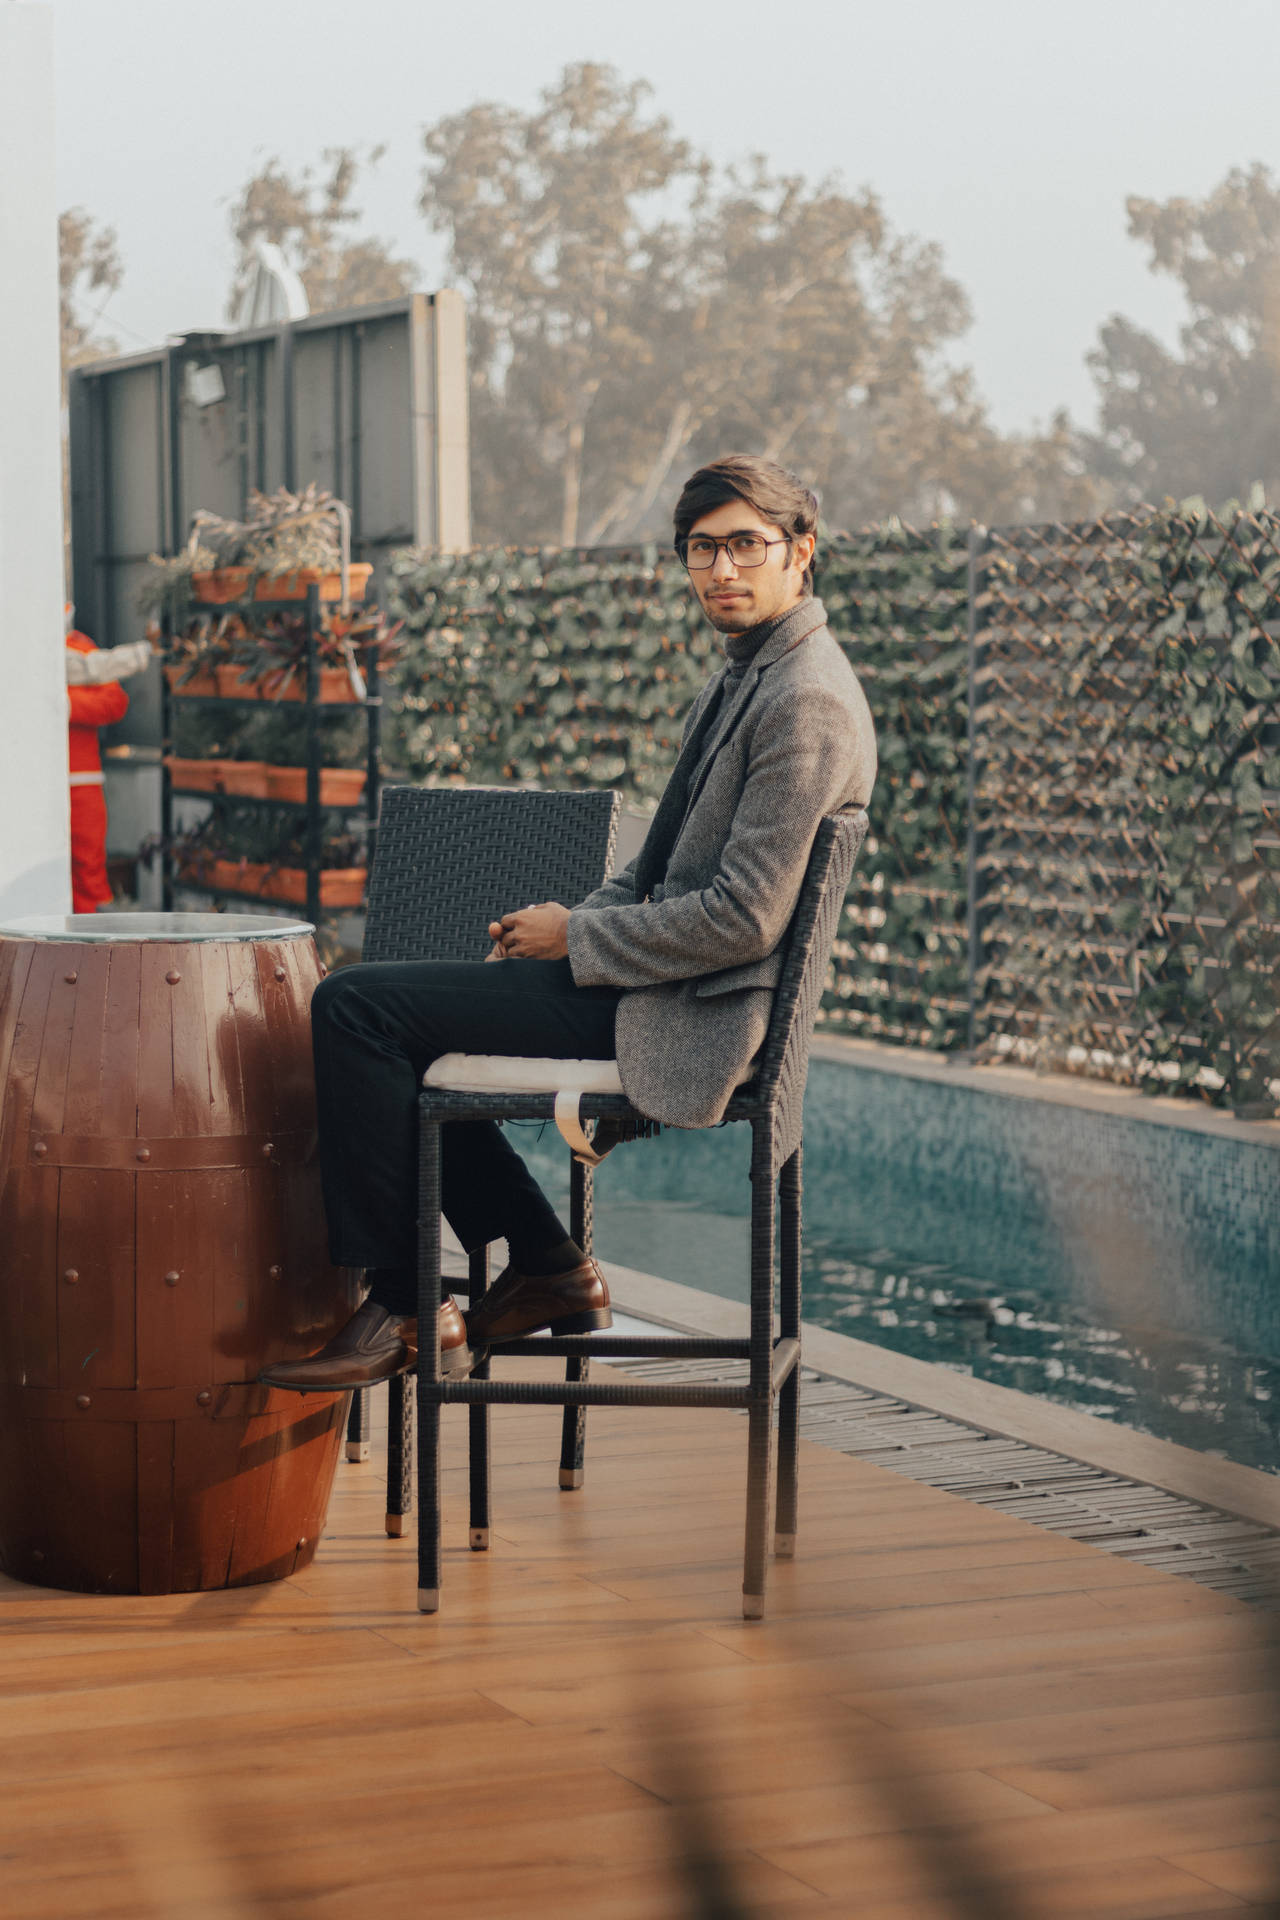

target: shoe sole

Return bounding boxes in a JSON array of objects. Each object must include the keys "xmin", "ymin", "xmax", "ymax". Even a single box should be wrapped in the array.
[
  {"xmin": 406, "ymin": 1343, "xmax": 475, "ymax": 1381},
  {"xmin": 260, "ymin": 1341, "xmax": 474, "ymax": 1393},
  {"xmin": 472, "ymin": 1306, "xmax": 614, "ymax": 1347}
]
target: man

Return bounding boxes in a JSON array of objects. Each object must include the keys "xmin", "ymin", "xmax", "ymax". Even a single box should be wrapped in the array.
[{"xmin": 262, "ymin": 453, "xmax": 876, "ymax": 1392}]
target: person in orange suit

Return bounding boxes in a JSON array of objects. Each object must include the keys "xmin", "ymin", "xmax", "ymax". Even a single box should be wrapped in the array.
[
  {"xmin": 65, "ymin": 613, "xmax": 152, "ymax": 912},
  {"xmin": 66, "ymin": 621, "xmax": 127, "ymax": 912}
]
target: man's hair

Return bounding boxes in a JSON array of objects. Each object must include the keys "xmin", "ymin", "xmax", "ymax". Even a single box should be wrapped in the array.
[{"xmin": 672, "ymin": 453, "xmax": 820, "ymax": 592}]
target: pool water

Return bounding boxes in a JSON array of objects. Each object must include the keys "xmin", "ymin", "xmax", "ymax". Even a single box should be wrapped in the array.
[{"xmin": 515, "ymin": 1057, "xmax": 1280, "ymax": 1474}]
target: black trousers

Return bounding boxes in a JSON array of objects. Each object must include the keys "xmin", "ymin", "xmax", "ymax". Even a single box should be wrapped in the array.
[{"xmin": 311, "ymin": 957, "xmax": 621, "ymax": 1280}]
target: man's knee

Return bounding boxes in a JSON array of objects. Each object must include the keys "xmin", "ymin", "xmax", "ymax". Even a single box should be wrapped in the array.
[{"xmin": 311, "ymin": 966, "xmax": 364, "ymax": 1036}]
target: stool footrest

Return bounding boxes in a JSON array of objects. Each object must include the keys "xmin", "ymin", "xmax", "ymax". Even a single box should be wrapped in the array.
[
  {"xmin": 486, "ymin": 1334, "xmax": 754, "ymax": 1359},
  {"xmin": 429, "ymin": 1378, "xmax": 755, "ymax": 1409}
]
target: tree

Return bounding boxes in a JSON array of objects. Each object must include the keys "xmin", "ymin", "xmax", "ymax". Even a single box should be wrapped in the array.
[
  {"xmin": 420, "ymin": 63, "xmax": 1098, "ymax": 544},
  {"xmin": 1086, "ymin": 164, "xmax": 1280, "ymax": 505},
  {"xmin": 227, "ymin": 148, "xmax": 417, "ymax": 320},
  {"xmin": 59, "ymin": 207, "xmax": 122, "ymax": 373}
]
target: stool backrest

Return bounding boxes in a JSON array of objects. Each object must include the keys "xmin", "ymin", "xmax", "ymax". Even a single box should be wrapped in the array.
[
  {"xmin": 746, "ymin": 806, "xmax": 869, "ymax": 1171},
  {"xmin": 362, "ymin": 787, "xmax": 621, "ymax": 965}
]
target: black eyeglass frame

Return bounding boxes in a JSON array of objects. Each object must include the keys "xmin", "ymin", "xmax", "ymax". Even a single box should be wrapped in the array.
[{"xmin": 676, "ymin": 533, "xmax": 793, "ymax": 572}]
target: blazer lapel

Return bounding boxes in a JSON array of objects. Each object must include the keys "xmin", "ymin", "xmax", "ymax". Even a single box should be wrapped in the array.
[{"xmin": 683, "ymin": 663, "xmax": 760, "ymax": 814}]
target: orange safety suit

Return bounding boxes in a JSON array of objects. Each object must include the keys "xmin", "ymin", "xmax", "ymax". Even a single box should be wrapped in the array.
[{"xmin": 67, "ymin": 629, "xmax": 128, "ymax": 913}]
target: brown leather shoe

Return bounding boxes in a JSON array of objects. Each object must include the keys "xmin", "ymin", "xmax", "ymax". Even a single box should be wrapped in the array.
[
  {"xmin": 259, "ymin": 1296, "xmax": 472, "ymax": 1391},
  {"xmin": 465, "ymin": 1258, "xmax": 612, "ymax": 1345}
]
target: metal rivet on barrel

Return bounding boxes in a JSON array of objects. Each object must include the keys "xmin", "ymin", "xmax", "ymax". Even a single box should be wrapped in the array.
[
  {"xmin": 274, "ymin": 965, "xmax": 287, "ymax": 982},
  {"xmin": 136, "ymin": 1147, "xmax": 151, "ymax": 1163},
  {"xmin": 32, "ymin": 1142, "xmax": 47, "ymax": 1159},
  {"xmin": 165, "ymin": 969, "xmax": 181, "ymax": 985},
  {"xmin": 268, "ymin": 1264, "xmax": 282, "ymax": 1280},
  {"xmin": 296, "ymin": 1538, "xmax": 306, "ymax": 1550},
  {"xmin": 261, "ymin": 1142, "xmax": 275, "ymax": 1159},
  {"xmin": 64, "ymin": 971, "xmax": 78, "ymax": 985},
  {"xmin": 63, "ymin": 1268, "xmax": 79, "ymax": 1286},
  {"xmin": 196, "ymin": 1390, "xmax": 212, "ymax": 1407},
  {"xmin": 75, "ymin": 1394, "xmax": 91, "ymax": 1410},
  {"xmin": 164, "ymin": 1270, "xmax": 180, "ymax": 1288}
]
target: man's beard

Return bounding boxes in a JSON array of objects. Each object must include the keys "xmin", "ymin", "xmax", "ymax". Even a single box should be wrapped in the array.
[{"xmin": 702, "ymin": 597, "xmax": 758, "ymax": 633}]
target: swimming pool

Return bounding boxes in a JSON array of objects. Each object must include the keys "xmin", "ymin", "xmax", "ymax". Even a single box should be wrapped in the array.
[{"xmin": 515, "ymin": 1054, "xmax": 1280, "ymax": 1474}]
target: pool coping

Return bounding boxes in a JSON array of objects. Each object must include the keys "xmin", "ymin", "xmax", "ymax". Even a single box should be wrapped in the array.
[
  {"xmin": 604, "ymin": 1261, "xmax": 1280, "ymax": 1533},
  {"xmin": 810, "ymin": 1032, "xmax": 1280, "ymax": 1150}
]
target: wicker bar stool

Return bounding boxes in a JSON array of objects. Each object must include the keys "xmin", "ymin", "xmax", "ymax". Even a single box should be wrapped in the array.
[
  {"xmin": 414, "ymin": 806, "xmax": 868, "ymax": 1620},
  {"xmin": 348, "ymin": 784, "xmax": 621, "ymax": 1534}
]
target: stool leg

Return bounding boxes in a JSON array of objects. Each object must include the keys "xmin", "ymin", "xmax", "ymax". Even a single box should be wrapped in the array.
[
  {"xmin": 385, "ymin": 1375, "xmax": 413, "ymax": 1537},
  {"xmin": 559, "ymin": 1357, "xmax": 588, "ymax": 1489},
  {"xmin": 775, "ymin": 1146, "xmax": 802, "ymax": 1559},
  {"xmin": 346, "ymin": 1387, "xmax": 371, "ymax": 1463},
  {"xmin": 468, "ymin": 1245, "xmax": 491, "ymax": 1549},
  {"xmin": 559, "ymin": 1156, "xmax": 593, "ymax": 1489},
  {"xmin": 743, "ymin": 1126, "xmax": 776, "ymax": 1620},
  {"xmin": 417, "ymin": 1114, "xmax": 443, "ymax": 1613}
]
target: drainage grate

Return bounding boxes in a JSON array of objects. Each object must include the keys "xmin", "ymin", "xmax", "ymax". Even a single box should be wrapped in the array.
[{"xmin": 609, "ymin": 1355, "xmax": 1280, "ymax": 1608}]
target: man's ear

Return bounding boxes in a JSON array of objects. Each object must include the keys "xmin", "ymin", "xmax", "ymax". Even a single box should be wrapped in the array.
[{"xmin": 793, "ymin": 533, "xmax": 816, "ymax": 575}]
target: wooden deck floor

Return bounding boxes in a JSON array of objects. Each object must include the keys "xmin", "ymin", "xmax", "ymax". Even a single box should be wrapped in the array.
[{"xmin": 2, "ymin": 1364, "xmax": 1278, "ymax": 1919}]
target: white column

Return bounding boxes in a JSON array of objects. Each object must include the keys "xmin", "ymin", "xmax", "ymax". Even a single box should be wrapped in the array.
[{"xmin": 0, "ymin": 3, "xmax": 69, "ymax": 918}]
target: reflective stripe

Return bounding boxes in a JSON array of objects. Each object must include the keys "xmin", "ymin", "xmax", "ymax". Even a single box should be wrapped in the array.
[{"xmin": 68, "ymin": 771, "xmax": 105, "ymax": 787}]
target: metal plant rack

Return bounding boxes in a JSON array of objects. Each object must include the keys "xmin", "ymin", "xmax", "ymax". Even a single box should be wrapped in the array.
[{"xmin": 161, "ymin": 582, "xmax": 381, "ymax": 927}]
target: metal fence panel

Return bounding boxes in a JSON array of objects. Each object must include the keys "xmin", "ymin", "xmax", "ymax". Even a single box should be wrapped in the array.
[
  {"xmin": 974, "ymin": 508, "xmax": 1280, "ymax": 1107},
  {"xmin": 67, "ymin": 292, "xmax": 470, "ymax": 881}
]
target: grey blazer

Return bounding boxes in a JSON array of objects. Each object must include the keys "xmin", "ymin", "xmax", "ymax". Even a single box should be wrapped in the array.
[{"xmin": 567, "ymin": 597, "xmax": 876, "ymax": 1126}]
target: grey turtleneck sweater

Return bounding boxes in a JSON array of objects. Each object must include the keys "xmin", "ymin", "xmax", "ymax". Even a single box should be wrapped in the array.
[{"xmin": 689, "ymin": 596, "xmax": 817, "ymax": 793}]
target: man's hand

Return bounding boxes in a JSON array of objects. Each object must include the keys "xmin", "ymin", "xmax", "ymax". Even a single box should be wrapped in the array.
[{"xmin": 486, "ymin": 901, "xmax": 571, "ymax": 960}]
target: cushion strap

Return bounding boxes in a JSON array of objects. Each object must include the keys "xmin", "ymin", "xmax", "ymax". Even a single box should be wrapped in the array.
[{"xmin": 554, "ymin": 1089, "xmax": 606, "ymax": 1167}]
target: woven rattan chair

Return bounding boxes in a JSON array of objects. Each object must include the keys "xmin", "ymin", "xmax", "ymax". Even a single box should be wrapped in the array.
[
  {"xmin": 346, "ymin": 784, "xmax": 620, "ymax": 1534},
  {"xmin": 413, "ymin": 806, "xmax": 868, "ymax": 1620}
]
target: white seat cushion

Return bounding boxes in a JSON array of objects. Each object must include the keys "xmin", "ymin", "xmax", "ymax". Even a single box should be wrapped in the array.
[
  {"xmin": 422, "ymin": 1053, "xmax": 624, "ymax": 1095},
  {"xmin": 422, "ymin": 1053, "xmax": 626, "ymax": 1166}
]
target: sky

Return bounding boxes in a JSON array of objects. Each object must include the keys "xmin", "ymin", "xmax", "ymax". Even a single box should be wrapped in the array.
[{"xmin": 48, "ymin": 0, "xmax": 1280, "ymax": 435}]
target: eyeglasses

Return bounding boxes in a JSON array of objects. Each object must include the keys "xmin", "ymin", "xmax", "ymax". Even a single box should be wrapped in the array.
[{"xmin": 677, "ymin": 533, "xmax": 790, "ymax": 571}]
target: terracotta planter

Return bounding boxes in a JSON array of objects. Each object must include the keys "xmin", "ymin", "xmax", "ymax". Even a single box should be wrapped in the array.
[
  {"xmin": 196, "ymin": 862, "xmax": 367, "ymax": 908},
  {"xmin": 259, "ymin": 666, "xmax": 359, "ymax": 705},
  {"xmin": 315, "ymin": 868, "xmax": 367, "ymax": 907},
  {"xmin": 191, "ymin": 567, "xmax": 252, "ymax": 604},
  {"xmin": 217, "ymin": 761, "xmax": 269, "ymax": 799},
  {"xmin": 214, "ymin": 664, "xmax": 260, "ymax": 700},
  {"xmin": 254, "ymin": 564, "xmax": 372, "ymax": 604},
  {"xmin": 163, "ymin": 756, "xmax": 224, "ymax": 795},
  {"xmin": 264, "ymin": 766, "xmax": 368, "ymax": 806},
  {"xmin": 163, "ymin": 664, "xmax": 219, "ymax": 698}
]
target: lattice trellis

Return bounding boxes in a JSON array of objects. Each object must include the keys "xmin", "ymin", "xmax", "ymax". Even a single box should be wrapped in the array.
[
  {"xmin": 974, "ymin": 507, "xmax": 1280, "ymax": 1104},
  {"xmin": 816, "ymin": 527, "xmax": 970, "ymax": 1052}
]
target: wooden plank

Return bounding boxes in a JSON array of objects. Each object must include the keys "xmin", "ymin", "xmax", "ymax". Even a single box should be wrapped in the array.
[
  {"xmin": 133, "ymin": 1421, "xmax": 174, "ymax": 1596},
  {"xmin": 27, "ymin": 950, "xmax": 75, "ymax": 1140},
  {"xmin": 163, "ymin": 941, "xmax": 214, "ymax": 1136},
  {"xmin": 97, "ymin": 941, "xmax": 142, "ymax": 1140},
  {"xmin": 0, "ymin": 1164, "xmax": 59, "ymax": 1387},
  {"xmin": 55, "ymin": 1168, "xmax": 136, "ymax": 1390},
  {"xmin": 134, "ymin": 1170, "xmax": 215, "ymax": 1390}
]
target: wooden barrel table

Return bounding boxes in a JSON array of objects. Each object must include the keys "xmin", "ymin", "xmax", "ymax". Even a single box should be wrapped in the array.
[{"xmin": 0, "ymin": 912, "xmax": 358, "ymax": 1594}]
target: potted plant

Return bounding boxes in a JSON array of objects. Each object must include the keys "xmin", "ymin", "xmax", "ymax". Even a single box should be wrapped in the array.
[{"xmin": 186, "ymin": 486, "xmax": 370, "ymax": 611}]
